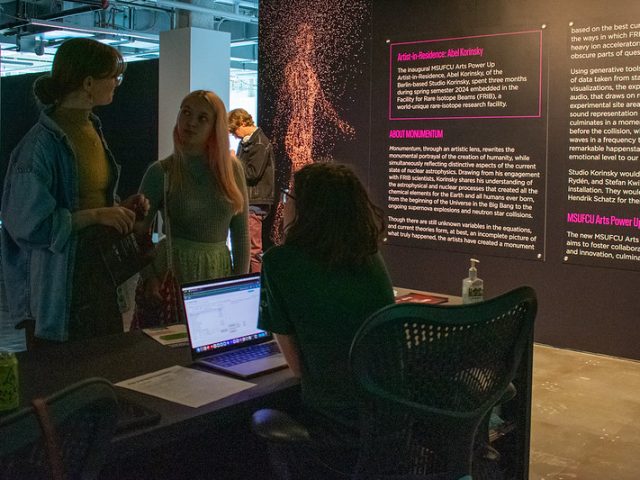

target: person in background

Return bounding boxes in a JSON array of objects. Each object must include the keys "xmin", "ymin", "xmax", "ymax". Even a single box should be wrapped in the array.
[
  {"xmin": 228, "ymin": 108, "xmax": 275, "ymax": 272},
  {"xmin": 258, "ymin": 162, "xmax": 394, "ymax": 473},
  {"xmin": 1, "ymin": 38, "xmax": 148, "ymax": 347},
  {"xmin": 138, "ymin": 90, "xmax": 249, "ymax": 302}
]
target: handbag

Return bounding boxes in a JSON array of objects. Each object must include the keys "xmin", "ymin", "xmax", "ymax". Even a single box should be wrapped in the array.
[
  {"xmin": 94, "ymin": 226, "xmax": 155, "ymax": 287},
  {"xmin": 130, "ymin": 269, "xmax": 180, "ymax": 329},
  {"xmin": 131, "ymin": 169, "xmax": 181, "ymax": 329}
]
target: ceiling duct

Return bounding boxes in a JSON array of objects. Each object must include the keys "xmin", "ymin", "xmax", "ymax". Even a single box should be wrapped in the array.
[
  {"xmin": 0, "ymin": 5, "xmax": 104, "ymax": 34},
  {"xmin": 150, "ymin": 0, "xmax": 257, "ymax": 24},
  {"xmin": 1, "ymin": 0, "xmax": 259, "ymax": 77}
]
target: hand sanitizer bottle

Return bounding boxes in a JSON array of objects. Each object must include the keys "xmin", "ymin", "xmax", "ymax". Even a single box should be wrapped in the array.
[{"xmin": 462, "ymin": 258, "xmax": 483, "ymax": 304}]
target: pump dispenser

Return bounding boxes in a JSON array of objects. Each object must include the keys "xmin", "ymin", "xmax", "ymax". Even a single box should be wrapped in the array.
[{"xmin": 462, "ymin": 258, "xmax": 484, "ymax": 304}]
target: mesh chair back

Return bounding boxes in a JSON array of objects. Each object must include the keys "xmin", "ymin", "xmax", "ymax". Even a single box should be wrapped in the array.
[
  {"xmin": 0, "ymin": 377, "xmax": 118, "ymax": 480},
  {"xmin": 350, "ymin": 286, "xmax": 537, "ymax": 479}
]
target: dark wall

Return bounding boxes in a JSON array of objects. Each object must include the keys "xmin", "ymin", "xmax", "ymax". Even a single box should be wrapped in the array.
[
  {"xmin": 259, "ymin": 0, "xmax": 640, "ymax": 360},
  {"xmin": 99, "ymin": 59, "xmax": 159, "ymax": 198},
  {"xmin": 370, "ymin": 0, "xmax": 640, "ymax": 359},
  {"xmin": 0, "ymin": 73, "xmax": 41, "ymax": 186},
  {"xmin": 0, "ymin": 58, "xmax": 159, "ymax": 200}
]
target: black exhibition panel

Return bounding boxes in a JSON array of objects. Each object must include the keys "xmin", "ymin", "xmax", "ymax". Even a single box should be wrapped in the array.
[{"xmin": 258, "ymin": 0, "xmax": 640, "ymax": 361}]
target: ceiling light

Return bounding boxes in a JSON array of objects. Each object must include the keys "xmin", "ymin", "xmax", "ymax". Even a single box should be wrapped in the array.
[{"xmin": 29, "ymin": 19, "xmax": 159, "ymax": 41}]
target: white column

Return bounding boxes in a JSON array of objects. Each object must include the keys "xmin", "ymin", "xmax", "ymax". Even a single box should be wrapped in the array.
[{"xmin": 158, "ymin": 27, "xmax": 231, "ymax": 159}]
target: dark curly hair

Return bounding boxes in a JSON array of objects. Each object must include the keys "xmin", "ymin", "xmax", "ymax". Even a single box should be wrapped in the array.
[
  {"xmin": 33, "ymin": 38, "xmax": 125, "ymax": 106},
  {"xmin": 285, "ymin": 163, "xmax": 385, "ymax": 268}
]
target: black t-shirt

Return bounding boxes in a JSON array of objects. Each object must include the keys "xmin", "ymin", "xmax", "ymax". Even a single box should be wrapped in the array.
[{"xmin": 259, "ymin": 244, "xmax": 395, "ymax": 428}]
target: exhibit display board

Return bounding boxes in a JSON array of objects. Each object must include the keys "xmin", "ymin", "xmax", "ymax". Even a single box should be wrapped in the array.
[
  {"xmin": 563, "ymin": 20, "xmax": 640, "ymax": 271},
  {"xmin": 379, "ymin": 29, "xmax": 546, "ymax": 261},
  {"xmin": 259, "ymin": 0, "xmax": 640, "ymax": 360}
]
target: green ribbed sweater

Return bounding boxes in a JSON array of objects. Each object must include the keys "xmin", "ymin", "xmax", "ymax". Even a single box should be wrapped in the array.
[{"xmin": 139, "ymin": 154, "xmax": 250, "ymax": 276}]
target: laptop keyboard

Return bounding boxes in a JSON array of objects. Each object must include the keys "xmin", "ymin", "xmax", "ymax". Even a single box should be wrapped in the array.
[{"xmin": 208, "ymin": 342, "xmax": 281, "ymax": 367}]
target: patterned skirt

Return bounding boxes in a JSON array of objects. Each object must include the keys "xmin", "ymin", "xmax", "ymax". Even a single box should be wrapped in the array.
[{"xmin": 171, "ymin": 238, "xmax": 231, "ymax": 284}]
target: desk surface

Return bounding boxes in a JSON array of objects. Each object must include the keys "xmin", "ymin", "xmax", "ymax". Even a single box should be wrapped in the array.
[
  {"xmin": 13, "ymin": 290, "xmax": 528, "ymax": 479},
  {"xmin": 15, "ymin": 331, "xmax": 299, "ymax": 460},
  {"xmin": 13, "ymin": 289, "xmax": 457, "ymax": 460},
  {"xmin": 394, "ymin": 286, "xmax": 462, "ymax": 305}
]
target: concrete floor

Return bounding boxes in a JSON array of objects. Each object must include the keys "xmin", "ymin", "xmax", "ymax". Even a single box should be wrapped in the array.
[{"xmin": 530, "ymin": 344, "xmax": 640, "ymax": 480}]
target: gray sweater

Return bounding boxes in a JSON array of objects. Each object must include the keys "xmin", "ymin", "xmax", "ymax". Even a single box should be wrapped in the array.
[{"xmin": 139, "ymin": 154, "xmax": 250, "ymax": 277}]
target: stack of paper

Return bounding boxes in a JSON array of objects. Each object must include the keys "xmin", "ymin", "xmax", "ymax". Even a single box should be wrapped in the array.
[{"xmin": 143, "ymin": 324, "xmax": 189, "ymax": 347}]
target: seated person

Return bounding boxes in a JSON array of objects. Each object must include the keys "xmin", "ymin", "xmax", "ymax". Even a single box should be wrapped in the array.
[{"xmin": 259, "ymin": 162, "xmax": 395, "ymax": 452}]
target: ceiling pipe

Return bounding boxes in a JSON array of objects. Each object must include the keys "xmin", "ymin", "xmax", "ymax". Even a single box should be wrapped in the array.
[
  {"xmin": 65, "ymin": 0, "xmax": 110, "ymax": 8},
  {"xmin": 28, "ymin": 18, "xmax": 160, "ymax": 40},
  {"xmin": 146, "ymin": 0, "xmax": 258, "ymax": 24},
  {"xmin": 0, "ymin": 5, "xmax": 103, "ymax": 33},
  {"xmin": 0, "ymin": 59, "xmax": 35, "ymax": 66},
  {"xmin": 111, "ymin": 0, "xmax": 173, "ymax": 14},
  {"xmin": 211, "ymin": 0, "xmax": 258, "ymax": 9},
  {"xmin": 13, "ymin": 18, "xmax": 255, "ymax": 46}
]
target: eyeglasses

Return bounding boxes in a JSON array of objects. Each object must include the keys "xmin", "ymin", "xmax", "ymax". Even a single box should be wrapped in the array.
[
  {"xmin": 280, "ymin": 188, "xmax": 296, "ymax": 204},
  {"xmin": 115, "ymin": 73, "xmax": 124, "ymax": 86}
]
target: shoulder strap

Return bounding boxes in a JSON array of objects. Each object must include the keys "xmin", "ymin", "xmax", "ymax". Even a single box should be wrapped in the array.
[
  {"xmin": 163, "ymin": 169, "xmax": 173, "ymax": 272},
  {"xmin": 32, "ymin": 398, "xmax": 66, "ymax": 480}
]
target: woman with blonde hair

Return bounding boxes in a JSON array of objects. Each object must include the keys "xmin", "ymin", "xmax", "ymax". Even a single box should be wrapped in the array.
[{"xmin": 138, "ymin": 90, "xmax": 249, "ymax": 303}]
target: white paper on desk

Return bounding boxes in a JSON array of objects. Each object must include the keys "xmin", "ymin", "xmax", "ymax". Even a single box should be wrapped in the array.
[
  {"xmin": 142, "ymin": 324, "xmax": 189, "ymax": 347},
  {"xmin": 115, "ymin": 365, "xmax": 255, "ymax": 408}
]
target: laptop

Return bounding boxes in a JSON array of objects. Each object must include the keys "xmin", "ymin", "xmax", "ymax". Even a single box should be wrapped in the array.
[{"xmin": 181, "ymin": 273, "xmax": 288, "ymax": 378}]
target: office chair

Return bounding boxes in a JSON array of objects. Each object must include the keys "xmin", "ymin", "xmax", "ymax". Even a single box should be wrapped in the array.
[
  {"xmin": 0, "ymin": 377, "xmax": 118, "ymax": 480},
  {"xmin": 252, "ymin": 286, "xmax": 536, "ymax": 480},
  {"xmin": 349, "ymin": 285, "xmax": 536, "ymax": 479}
]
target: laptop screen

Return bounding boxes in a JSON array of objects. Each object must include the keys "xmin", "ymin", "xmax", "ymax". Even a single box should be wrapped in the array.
[{"xmin": 181, "ymin": 273, "xmax": 268, "ymax": 357}]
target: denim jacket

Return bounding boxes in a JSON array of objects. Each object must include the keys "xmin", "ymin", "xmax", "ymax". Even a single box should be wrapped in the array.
[{"xmin": 0, "ymin": 107, "xmax": 120, "ymax": 341}]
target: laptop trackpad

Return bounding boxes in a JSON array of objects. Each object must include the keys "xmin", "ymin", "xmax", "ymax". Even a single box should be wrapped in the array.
[{"xmin": 201, "ymin": 354, "xmax": 287, "ymax": 378}]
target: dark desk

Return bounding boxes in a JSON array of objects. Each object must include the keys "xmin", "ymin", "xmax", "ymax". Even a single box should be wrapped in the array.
[
  {"xmin": 15, "ymin": 292, "xmax": 532, "ymax": 480},
  {"xmin": 16, "ymin": 331, "xmax": 299, "ymax": 477}
]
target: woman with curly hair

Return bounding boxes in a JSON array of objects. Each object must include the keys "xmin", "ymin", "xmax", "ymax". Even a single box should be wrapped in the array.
[{"xmin": 259, "ymin": 162, "xmax": 394, "ymax": 435}]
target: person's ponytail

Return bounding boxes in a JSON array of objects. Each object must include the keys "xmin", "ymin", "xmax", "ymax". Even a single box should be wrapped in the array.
[{"xmin": 32, "ymin": 75, "xmax": 59, "ymax": 106}]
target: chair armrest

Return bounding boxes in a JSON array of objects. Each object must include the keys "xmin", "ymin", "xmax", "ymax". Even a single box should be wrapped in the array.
[
  {"xmin": 251, "ymin": 409, "xmax": 311, "ymax": 444},
  {"xmin": 499, "ymin": 382, "xmax": 517, "ymax": 404}
]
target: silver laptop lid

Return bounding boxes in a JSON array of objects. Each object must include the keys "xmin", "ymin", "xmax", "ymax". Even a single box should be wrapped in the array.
[{"xmin": 181, "ymin": 273, "xmax": 269, "ymax": 360}]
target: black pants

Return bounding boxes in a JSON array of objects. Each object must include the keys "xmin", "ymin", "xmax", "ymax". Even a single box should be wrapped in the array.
[
  {"xmin": 68, "ymin": 228, "xmax": 123, "ymax": 341},
  {"xmin": 265, "ymin": 407, "xmax": 360, "ymax": 480}
]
